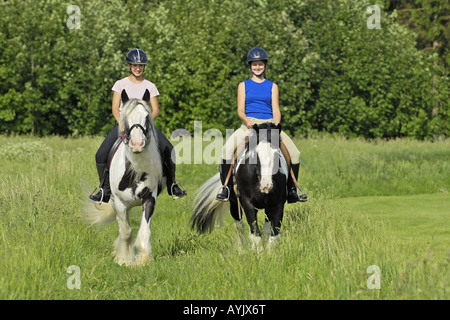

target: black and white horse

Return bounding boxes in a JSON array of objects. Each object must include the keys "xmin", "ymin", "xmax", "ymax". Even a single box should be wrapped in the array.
[
  {"xmin": 191, "ymin": 123, "xmax": 288, "ymax": 250},
  {"xmin": 83, "ymin": 90, "xmax": 165, "ymax": 266}
]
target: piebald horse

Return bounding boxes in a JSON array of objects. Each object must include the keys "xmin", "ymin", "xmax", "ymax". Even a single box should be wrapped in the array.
[
  {"xmin": 83, "ymin": 89, "xmax": 165, "ymax": 266},
  {"xmin": 191, "ymin": 123, "xmax": 288, "ymax": 250}
]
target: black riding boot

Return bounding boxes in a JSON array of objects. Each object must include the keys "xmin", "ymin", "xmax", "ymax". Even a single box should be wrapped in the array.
[
  {"xmin": 164, "ymin": 157, "xmax": 187, "ymax": 200},
  {"xmin": 287, "ymin": 163, "xmax": 307, "ymax": 203},
  {"xmin": 89, "ymin": 163, "xmax": 111, "ymax": 203},
  {"xmin": 216, "ymin": 160, "xmax": 232, "ymax": 201}
]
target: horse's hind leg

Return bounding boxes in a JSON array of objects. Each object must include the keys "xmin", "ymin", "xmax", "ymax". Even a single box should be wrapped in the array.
[
  {"xmin": 113, "ymin": 201, "xmax": 135, "ymax": 266},
  {"xmin": 134, "ymin": 195, "xmax": 156, "ymax": 266}
]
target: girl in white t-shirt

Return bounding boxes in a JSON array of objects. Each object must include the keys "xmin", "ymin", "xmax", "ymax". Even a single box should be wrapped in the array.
[{"xmin": 89, "ymin": 48, "xmax": 186, "ymax": 203}]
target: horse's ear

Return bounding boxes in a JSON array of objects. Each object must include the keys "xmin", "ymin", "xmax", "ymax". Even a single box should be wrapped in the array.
[
  {"xmin": 121, "ymin": 90, "xmax": 129, "ymax": 104},
  {"xmin": 142, "ymin": 89, "xmax": 150, "ymax": 103}
]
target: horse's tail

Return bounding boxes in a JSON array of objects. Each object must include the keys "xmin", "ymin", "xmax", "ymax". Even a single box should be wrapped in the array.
[
  {"xmin": 191, "ymin": 173, "xmax": 229, "ymax": 234},
  {"xmin": 82, "ymin": 201, "xmax": 116, "ymax": 227}
]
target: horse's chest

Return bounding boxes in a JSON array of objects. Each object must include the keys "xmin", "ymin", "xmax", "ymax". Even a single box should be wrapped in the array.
[{"xmin": 117, "ymin": 160, "xmax": 162, "ymax": 200}]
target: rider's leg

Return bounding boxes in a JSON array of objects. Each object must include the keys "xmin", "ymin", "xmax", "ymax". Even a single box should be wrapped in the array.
[
  {"xmin": 155, "ymin": 128, "xmax": 187, "ymax": 199},
  {"xmin": 280, "ymin": 132, "xmax": 306, "ymax": 203},
  {"xmin": 216, "ymin": 126, "xmax": 247, "ymax": 201},
  {"xmin": 89, "ymin": 125, "xmax": 117, "ymax": 203},
  {"xmin": 89, "ymin": 163, "xmax": 111, "ymax": 203},
  {"xmin": 216, "ymin": 160, "xmax": 232, "ymax": 201}
]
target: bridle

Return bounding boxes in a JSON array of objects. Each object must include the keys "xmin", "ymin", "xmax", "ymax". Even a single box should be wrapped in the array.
[{"xmin": 120, "ymin": 123, "xmax": 148, "ymax": 146}]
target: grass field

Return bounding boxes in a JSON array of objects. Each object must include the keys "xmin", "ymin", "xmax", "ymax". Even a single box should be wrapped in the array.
[{"xmin": 0, "ymin": 134, "xmax": 448, "ymax": 300}]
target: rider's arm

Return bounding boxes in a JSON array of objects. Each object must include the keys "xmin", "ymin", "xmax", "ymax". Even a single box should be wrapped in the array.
[
  {"xmin": 237, "ymin": 82, "xmax": 253, "ymax": 129},
  {"xmin": 150, "ymin": 96, "xmax": 160, "ymax": 119},
  {"xmin": 271, "ymin": 83, "xmax": 281, "ymax": 126},
  {"xmin": 112, "ymin": 91, "xmax": 121, "ymax": 124}
]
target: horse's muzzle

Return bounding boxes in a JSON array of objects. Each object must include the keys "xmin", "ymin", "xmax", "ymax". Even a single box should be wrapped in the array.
[
  {"xmin": 129, "ymin": 136, "xmax": 146, "ymax": 153},
  {"xmin": 259, "ymin": 176, "xmax": 273, "ymax": 194}
]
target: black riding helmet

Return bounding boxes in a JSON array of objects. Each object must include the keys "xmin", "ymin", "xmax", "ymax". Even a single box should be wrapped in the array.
[
  {"xmin": 247, "ymin": 47, "xmax": 268, "ymax": 64},
  {"xmin": 247, "ymin": 47, "xmax": 268, "ymax": 78},
  {"xmin": 126, "ymin": 48, "xmax": 148, "ymax": 65}
]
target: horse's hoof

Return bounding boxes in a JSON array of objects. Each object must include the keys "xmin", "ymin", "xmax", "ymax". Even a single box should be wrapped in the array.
[
  {"xmin": 114, "ymin": 257, "xmax": 135, "ymax": 267},
  {"xmin": 134, "ymin": 254, "xmax": 153, "ymax": 267}
]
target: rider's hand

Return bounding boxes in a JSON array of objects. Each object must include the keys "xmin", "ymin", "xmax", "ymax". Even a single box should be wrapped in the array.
[{"xmin": 245, "ymin": 119, "xmax": 254, "ymax": 129}]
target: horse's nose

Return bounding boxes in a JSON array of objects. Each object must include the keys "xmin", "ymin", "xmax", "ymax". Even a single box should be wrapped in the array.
[
  {"xmin": 260, "ymin": 177, "xmax": 273, "ymax": 194},
  {"xmin": 129, "ymin": 137, "xmax": 145, "ymax": 153}
]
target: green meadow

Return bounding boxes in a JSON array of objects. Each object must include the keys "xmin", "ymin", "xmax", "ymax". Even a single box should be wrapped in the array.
[{"xmin": 0, "ymin": 134, "xmax": 448, "ymax": 299}]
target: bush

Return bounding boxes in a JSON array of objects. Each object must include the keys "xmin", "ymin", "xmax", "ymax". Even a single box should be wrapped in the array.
[{"xmin": 0, "ymin": 0, "xmax": 448, "ymax": 139}]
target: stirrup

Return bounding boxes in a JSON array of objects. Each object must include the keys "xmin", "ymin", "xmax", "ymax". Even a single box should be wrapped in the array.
[
  {"xmin": 170, "ymin": 181, "xmax": 187, "ymax": 200},
  {"xmin": 216, "ymin": 186, "xmax": 230, "ymax": 202},
  {"xmin": 297, "ymin": 186, "xmax": 308, "ymax": 202},
  {"xmin": 89, "ymin": 186, "xmax": 104, "ymax": 205}
]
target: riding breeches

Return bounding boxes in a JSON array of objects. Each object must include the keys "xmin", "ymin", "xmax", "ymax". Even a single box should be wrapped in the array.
[
  {"xmin": 221, "ymin": 117, "xmax": 300, "ymax": 164},
  {"xmin": 95, "ymin": 123, "xmax": 119, "ymax": 164}
]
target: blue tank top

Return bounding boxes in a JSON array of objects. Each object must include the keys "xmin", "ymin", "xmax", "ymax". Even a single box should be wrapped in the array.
[{"xmin": 244, "ymin": 79, "xmax": 273, "ymax": 119}]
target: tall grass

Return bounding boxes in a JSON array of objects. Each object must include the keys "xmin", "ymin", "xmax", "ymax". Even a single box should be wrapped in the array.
[
  {"xmin": 298, "ymin": 135, "xmax": 450, "ymax": 198},
  {"xmin": 0, "ymin": 134, "xmax": 448, "ymax": 299}
]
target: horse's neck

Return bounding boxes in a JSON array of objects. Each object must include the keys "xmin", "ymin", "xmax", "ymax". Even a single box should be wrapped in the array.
[{"xmin": 126, "ymin": 142, "xmax": 161, "ymax": 174}]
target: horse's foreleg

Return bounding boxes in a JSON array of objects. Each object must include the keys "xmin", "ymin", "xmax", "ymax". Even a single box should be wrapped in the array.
[
  {"xmin": 113, "ymin": 201, "xmax": 135, "ymax": 266},
  {"xmin": 240, "ymin": 199, "xmax": 262, "ymax": 252},
  {"xmin": 263, "ymin": 219, "xmax": 272, "ymax": 243},
  {"xmin": 265, "ymin": 204, "xmax": 284, "ymax": 251},
  {"xmin": 134, "ymin": 195, "xmax": 156, "ymax": 266}
]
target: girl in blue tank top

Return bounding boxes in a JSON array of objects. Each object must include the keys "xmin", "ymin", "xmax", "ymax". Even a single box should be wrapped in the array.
[
  {"xmin": 216, "ymin": 47, "xmax": 306, "ymax": 204},
  {"xmin": 244, "ymin": 78, "xmax": 274, "ymax": 120}
]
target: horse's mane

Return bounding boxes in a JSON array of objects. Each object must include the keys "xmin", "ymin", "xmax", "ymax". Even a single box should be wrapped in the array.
[
  {"xmin": 119, "ymin": 97, "xmax": 160, "ymax": 179},
  {"xmin": 120, "ymin": 98, "xmax": 153, "ymax": 124},
  {"xmin": 246, "ymin": 123, "xmax": 281, "ymax": 149},
  {"xmin": 240, "ymin": 123, "xmax": 282, "ymax": 164},
  {"xmin": 119, "ymin": 98, "xmax": 155, "ymax": 139}
]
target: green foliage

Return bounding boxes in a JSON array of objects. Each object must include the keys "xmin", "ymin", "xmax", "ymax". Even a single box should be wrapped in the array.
[{"xmin": 0, "ymin": 0, "xmax": 448, "ymax": 138}]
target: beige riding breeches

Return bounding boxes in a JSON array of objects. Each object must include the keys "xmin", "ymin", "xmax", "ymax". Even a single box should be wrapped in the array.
[{"xmin": 221, "ymin": 117, "xmax": 300, "ymax": 164}]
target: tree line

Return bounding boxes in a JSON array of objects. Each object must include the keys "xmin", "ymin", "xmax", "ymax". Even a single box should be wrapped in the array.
[{"xmin": 0, "ymin": 0, "xmax": 448, "ymax": 139}]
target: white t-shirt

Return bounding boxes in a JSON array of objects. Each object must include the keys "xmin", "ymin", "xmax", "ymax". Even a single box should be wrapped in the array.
[{"xmin": 112, "ymin": 77, "xmax": 160, "ymax": 113}]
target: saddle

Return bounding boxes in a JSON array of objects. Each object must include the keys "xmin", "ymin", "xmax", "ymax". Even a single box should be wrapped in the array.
[{"xmin": 106, "ymin": 138, "xmax": 123, "ymax": 171}]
